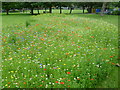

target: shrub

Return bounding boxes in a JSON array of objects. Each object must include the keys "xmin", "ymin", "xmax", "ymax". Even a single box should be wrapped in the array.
[{"xmin": 112, "ymin": 10, "xmax": 120, "ymax": 15}]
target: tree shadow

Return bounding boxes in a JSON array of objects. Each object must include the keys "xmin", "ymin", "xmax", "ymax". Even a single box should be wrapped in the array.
[{"xmin": 2, "ymin": 13, "xmax": 40, "ymax": 16}]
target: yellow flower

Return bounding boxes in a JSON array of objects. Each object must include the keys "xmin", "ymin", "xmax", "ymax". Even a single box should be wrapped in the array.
[
  {"xmin": 11, "ymin": 75, "xmax": 13, "ymax": 78},
  {"xmin": 15, "ymin": 71, "xmax": 17, "ymax": 72},
  {"xmin": 24, "ymin": 75, "xmax": 26, "ymax": 77},
  {"xmin": 63, "ymin": 64, "xmax": 66, "ymax": 65},
  {"xmin": 11, "ymin": 71, "xmax": 14, "ymax": 73},
  {"xmin": 58, "ymin": 68, "xmax": 60, "ymax": 69},
  {"xmin": 59, "ymin": 60, "xmax": 62, "ymax": 62},
  {"xmin": 9, "ymin": 58, "xmax": 12, "ymax": 60},
  {"xmin": 5, "ymin": 84, "xmax": 8, "ymax": 86}
]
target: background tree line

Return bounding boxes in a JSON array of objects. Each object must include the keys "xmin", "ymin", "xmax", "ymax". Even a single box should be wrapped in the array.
[{"xmin": 2, "ymin": 2, "xmax": 120, "ymax": 15}]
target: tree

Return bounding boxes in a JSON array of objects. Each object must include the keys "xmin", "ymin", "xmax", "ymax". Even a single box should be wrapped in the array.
[
  {"xmin": 55, "ymin": 2, "xmax": 62, "ymax": 14},
  {"xmin": 54, "ymin": 2, "xmax": 67, "ymax": 14},
  {"xmin": 100, "ymin": 2, "xmax": 107, "ymax": 16},
  {"xmin": 2, "ymin": 2, "xmax": 16, "ymax": 15},
  {"xmin": 75, "ymin": 2, "xmax": 87, "ymax": 13},
  {"xmin": 67, "ymin": 2, "xmax": 74, "ymax": 14},
  {"xmin": 23, "ymin": 2, "xmax": 38, "ymax": 15},
  {"xmin": 42, "ymin": 2, "xmax": 55, "ymax": 13},
  {"xmin": 81, "ymin": 2, "xmax": 102, "ymax": 13},
  {"xmin": 36, "ymin": 2, "xmax": 43, "ymax": 14}
]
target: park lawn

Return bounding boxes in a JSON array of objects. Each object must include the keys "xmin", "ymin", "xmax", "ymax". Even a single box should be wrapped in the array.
[
  {"xmin": 2, "ymin": 13, "xmax": 118, "ymax": 88},
  {"xmin": 72, "ymin": 14, "xmax": 118, "ymax": 26}
]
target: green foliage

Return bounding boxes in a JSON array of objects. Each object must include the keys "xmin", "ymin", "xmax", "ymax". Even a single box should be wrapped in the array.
[
  {"xmin": 112, "ymin": 10, "xmax": 120, "ymax": 15},
  {"xmin": 25, "ymin": 20, "xmax": 31, "ymax": 27}
]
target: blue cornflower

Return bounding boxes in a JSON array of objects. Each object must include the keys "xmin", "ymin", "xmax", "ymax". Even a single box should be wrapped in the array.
[
  {"xmin": 40, "ymin": 63, "xmax": 42, "ymax": 65},
  {"xmin": 40, "ymin": 66, "xmax": 42, "ymax": 68}
]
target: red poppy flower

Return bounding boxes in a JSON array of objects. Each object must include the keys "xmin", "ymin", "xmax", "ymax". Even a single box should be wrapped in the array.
[
  {"xmin": 4, "ymin": 36, "xmax": 7, "ymax": 38},
  {"xmin": 23, "ymin": 82, "xmax": 26, "ymax": 84},
  {"xmin": 39, "ymin": 85, "xmax": 42, "ymax": 86},
  {"xmin": 58, "ymin": 31, "xmax": 61, "ymax": 32},
  {"xmin": 90, "ymin": 79, "xmax": 94, "ymax": 80},
  {"xmin": 77, "ymin": 78, "xmax": 80, "ymax": 80},
  {"xmin": 72, "ymin": 31, "xmax": 75, "ymax": 33},
  {"xmin": 41, "ymin": 38, "xmax": 45, "ymax": 41},
  {"xmin": 103, "ymin": 48, "xmax": 107, "ymax": 50},
  {"xmin": 32, "ymin": 45, "xmax": 35, "ymax": 46},
  {"xmin": 44, "ymin": 69, "xmax": 46, "ymax": 71},
  {"xmin": 60, "ymin": 82, "xmax": 64, "ymax": 84},
  {"xmin": 44, "ymin": 34, "xmax": 46, "ymax": 37},
  {"xmin": 86, "ymin": 27, "xmax": 90, "ymax": 29},
  {"xmin": 8, "ymin": 82, "xmax": 11, "ymax": 84},
  {"xmin": 78, "ymin": 46, "xmax": 80, "ymax": 48},
  {"xmin": 67, "ymin": 72, "xmax": 71, "ymax": 74},
  {"xmin": 112, "ymin": 63, "xmax": 115, "ymax": 65},
  {"xmin": 55, "ymin": 81, "xmax": 58, "ymax": 83},
  {"xmin": 63, "ymin": 78, "xmax": 66, "ymax": 79},
  {"xmin": 110, "ymin": 56, "xmax": 113, "ymax": 58},
  {"xmin": 66, "ymin": 53, "xmax": 69, "ymax": 55},
  {"xmin": 91, "ymin": 36, "xmax": 94, "ymax": 38},
  {"xmin": 68, "ymin": 85, "xmax": 70, "ymax": 87},
  {"xmin": 36, "ymin": 24, "xmax": 39, "ymax": 26},
  {"xmin": 68, "ymin": 80, "xmax": 70, "ymax": 81}
]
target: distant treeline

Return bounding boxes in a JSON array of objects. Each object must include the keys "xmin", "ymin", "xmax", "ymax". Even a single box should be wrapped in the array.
[{"xmin": 2, "ymin": 2, "xmax": 120, "ymax": 15}]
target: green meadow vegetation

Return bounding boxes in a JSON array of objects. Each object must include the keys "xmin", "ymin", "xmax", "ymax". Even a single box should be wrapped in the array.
[{"xmin": 2, "ymin": 11, "xmax": 118, "ymax": 88}]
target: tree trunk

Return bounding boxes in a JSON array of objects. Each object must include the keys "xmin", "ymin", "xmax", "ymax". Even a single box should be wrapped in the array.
[
  {"xmin": 49, "ymin": 6, "xmax": 52, "ymax": 13},
  {"xmin": 60, "ymin": 5, "xmax": 62, "ymax": 14},
  {"xmin": 31, "ymin": 8, "xmax": 34, "ymax": 15},
  {"xmin": 100, "ymin": 2, "xmax": 107, "ymax": 16},
  {"xmin": 83, "ymin": 6, "xmax": 85, "ymax": 13},
  {"xmin": 6, "ymin": 9, "xmax": 9, "ymax": 15},
  {"xmin": 69, "ymin": 8, "xmax": 73, "ymax": 14},
  {"xmin": 90, "ymin": 6, "xmax": 92, "ymax": 13},
  {"xmin": 23, "ymin": 8, "xmax": 25, "ymax": 13},
  {"xmin": 26, "ymin": 8, "xmax": 27, "ymax": 13},
  {"xmin": 45, "ymin": 8, "xmax": 46, "ymax": 13},
  {"xmin": 38, "ymin": 8, "xmax": 40, "ymax": 14}
]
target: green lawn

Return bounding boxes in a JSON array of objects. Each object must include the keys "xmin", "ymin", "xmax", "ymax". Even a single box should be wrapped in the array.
[{"xmin": 2, "ymin": 12, "xmax": 118, "ymax": 88}]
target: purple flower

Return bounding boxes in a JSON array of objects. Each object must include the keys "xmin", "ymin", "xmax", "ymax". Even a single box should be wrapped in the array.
[
  {"xmin": 40, "ymin": 66, "xmax": 42, "ymax": 68},
  {"xmin": 53, "ymin": 67, "xmax": 57, "ymax": 69}
]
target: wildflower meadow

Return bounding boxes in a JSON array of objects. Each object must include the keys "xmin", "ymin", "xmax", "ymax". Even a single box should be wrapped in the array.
[{"xmin": 2, "ymin": 13, "xmax": 118, "ymax": 88}]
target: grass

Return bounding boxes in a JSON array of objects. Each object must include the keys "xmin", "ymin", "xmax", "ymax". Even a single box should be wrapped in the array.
[{"xmin": 2, "ymin": 11, "xmax": 118, "ymax": 88}]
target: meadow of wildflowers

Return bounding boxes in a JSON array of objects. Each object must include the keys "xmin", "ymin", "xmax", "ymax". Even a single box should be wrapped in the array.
[{"xmin": 2, "ymin": 14, "xmax": 118, "ymax": 88}]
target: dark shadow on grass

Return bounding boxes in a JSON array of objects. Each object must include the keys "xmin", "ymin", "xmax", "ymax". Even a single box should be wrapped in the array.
[{"xmin": 2, "ymin": 13, "xmax": 40, "ymax": 16}]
